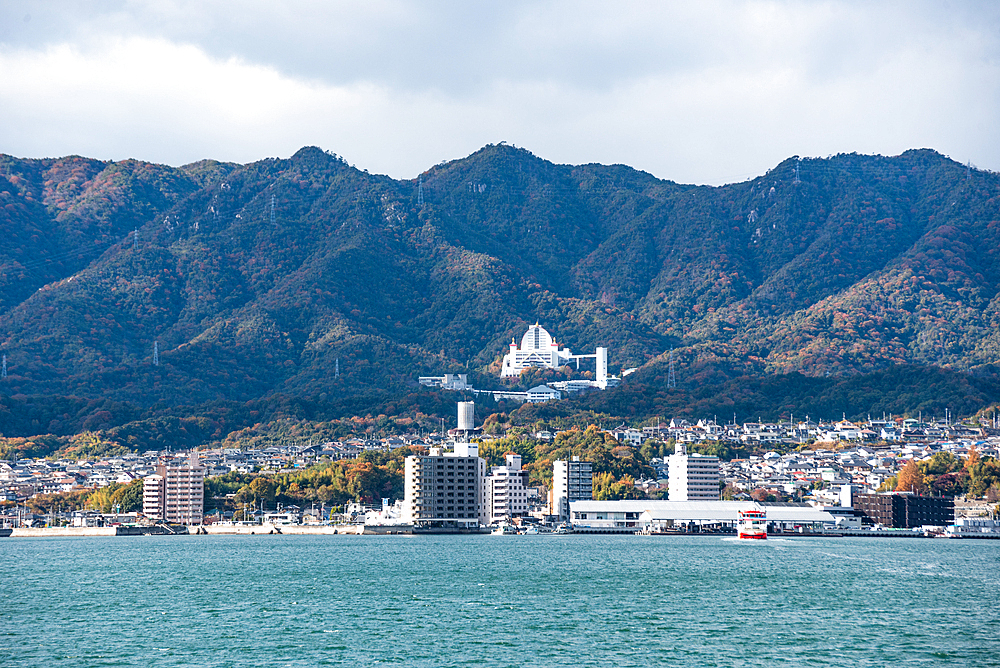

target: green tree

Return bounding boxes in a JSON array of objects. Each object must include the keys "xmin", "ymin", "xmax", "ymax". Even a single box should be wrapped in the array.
[{"xmin": 235, "ymin": 477, "xmax": 277, "ymax": 508}]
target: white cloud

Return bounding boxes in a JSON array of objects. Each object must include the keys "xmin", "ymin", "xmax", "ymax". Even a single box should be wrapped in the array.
[{"xmin": 0, "ymin": 1, "xmax": 998, "ymax": 183}]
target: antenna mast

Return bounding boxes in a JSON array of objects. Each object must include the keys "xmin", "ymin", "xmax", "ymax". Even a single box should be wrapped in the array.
[{"xmin": 667, "ymin": 349, "xmax": 676, "ymax": 389}]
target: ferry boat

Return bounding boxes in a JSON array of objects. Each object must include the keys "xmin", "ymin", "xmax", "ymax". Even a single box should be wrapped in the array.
[{"xmin": 737, "ymin": 508, "xmax": 767, "ymax": 540}]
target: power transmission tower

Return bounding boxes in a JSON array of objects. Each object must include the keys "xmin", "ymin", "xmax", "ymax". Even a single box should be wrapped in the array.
[
  {"xmin": 133, "ymin": 227, "xmax": 138, "ymax": 250},
  {"xmin": 417, "ymin": 177, "xmax": 424, "ymax": 207},
  {"xmin": 270, "ymin": 195, "xmax": 276, "ymax": 226},
  {"xmin": 667, "ymin": 349, "xmax": 676, "ymax": 389},
  {"xmin": 335, "ymin": 357, "xmax": 340, "ymax": 378},
  {"xmin": 2, "ymin": 354, "xmax": 6, "ymax": 379},
  {"xmin": 153, "ymin": 341, "xmax": 159, "ymax": 366},
  {"xmin": 793, "ymin": 158, "xmax": 802, "ymax": 185}
]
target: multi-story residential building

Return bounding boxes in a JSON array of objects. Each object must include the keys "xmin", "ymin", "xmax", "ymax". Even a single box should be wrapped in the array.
[
  {"xmin": 485, "ymin": 453, "xmax": 530, "ymax": 524},
  {"xmin": 553, "ymin": 457, "xmax": 593, "ymax": 520},
  {"xmin": 668, "ymin": 443, "xmax": 720, "ymax": 501},
  {"xmin": 142, "ymin": 453, "xmax": 205, "ymax": 525},
  {"xmin": 853, "ymin": 492, "xmax": 954, "ymax": 528},
  {"xmin": 403, "ymin": 442, "xmax": 488, "ymax": 530}
]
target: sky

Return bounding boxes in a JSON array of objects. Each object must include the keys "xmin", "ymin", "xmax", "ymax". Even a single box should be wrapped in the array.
[{"xmin": 1, "ymin": 1, "xmax": 998, "ymax": 185}]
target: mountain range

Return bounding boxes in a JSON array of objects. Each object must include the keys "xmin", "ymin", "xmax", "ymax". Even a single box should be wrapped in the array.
[{"xmin": 1, "ymin": 144, "xmax": 999, "ymax": 437}]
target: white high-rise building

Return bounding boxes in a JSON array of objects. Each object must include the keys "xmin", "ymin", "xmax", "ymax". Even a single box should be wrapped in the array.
[
  {"xmin": 485, "ymin": 453, "xmax": 530, "ymax": 524},
  {"xmin": 552, "ymin": 457, "xmax": 593, "ymax": 520},
  {"xmin": 142, "ymin": 452, "xmax": 205, "ymax": 525},
  {"xmin": 403, "ymin": 442, "xmax": 488, "ymax": 530},
  {"xmin": 667, "ymin": 443, "xmax": 720, "ymax": 501}
]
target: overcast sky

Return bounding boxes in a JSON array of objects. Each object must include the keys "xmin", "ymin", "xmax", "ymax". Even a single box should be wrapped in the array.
[{"xmin": 1, "ymin": 1, "xmax": 997, "ymax": 184}]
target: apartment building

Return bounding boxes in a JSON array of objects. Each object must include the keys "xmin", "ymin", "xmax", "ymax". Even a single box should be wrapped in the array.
[
  {"xmin": 403, "ymin": 442, "xmax": 488, "ymax": 530},
  {"xmin": 143, "ymin": 453, "xmax": 205, "ymax": 525},
  {"xmin": 485, "ymin": 453, "xmax": 530, "ymax": 524},
  {"xmin": 668, "ymin": 443, "xmax": 720, "ymax": 501},
  {"xmin": 552, "ymin": 457, "xmax": 593, "ymax": 520}
]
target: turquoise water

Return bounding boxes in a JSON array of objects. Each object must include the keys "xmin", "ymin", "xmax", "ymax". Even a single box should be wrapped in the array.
[{"xmin": 2, "ymin": 534, "xmax": 998, "ymax": 667}]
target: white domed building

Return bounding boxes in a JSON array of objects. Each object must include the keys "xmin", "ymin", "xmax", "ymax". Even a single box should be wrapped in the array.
[{"xmin": 500, "ymin": 323, "xmax": 574, "ymax": 377}]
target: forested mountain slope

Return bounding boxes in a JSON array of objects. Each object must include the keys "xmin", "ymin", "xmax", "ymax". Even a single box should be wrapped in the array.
[{"xmin": 1, "ymin": 145, "xmax": 998, "ymax": 413}]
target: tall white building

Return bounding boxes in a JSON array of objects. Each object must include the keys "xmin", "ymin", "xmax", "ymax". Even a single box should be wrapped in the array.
[
  {"xmin": 486, "ymin": 453, "xmax": 530, "ymax": 524},
  {"xmin": 143, "ymin": 452, "xmax": 205, "ymax": 525},
  {"xmin": 403, "ymin": 442, "xmax": 488, "ymax": 530},
  {"xmin": 667, "ymin": 443, "xmax": 720, "ymax": 501},
  {"xmin": 552, "ymin": 457, "xmax": 593, "ymax": 520}
]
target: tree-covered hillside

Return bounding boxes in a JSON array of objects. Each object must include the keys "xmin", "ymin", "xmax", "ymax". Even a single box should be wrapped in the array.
[{"xmin": 1, "ymin": 145, "xmax": 999, "ymax": 440}]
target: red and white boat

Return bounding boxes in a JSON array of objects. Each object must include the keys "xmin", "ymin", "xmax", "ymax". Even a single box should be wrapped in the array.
[{"xmin": 737, "ymin": 508, "xmax": 767, "ymax": 540}]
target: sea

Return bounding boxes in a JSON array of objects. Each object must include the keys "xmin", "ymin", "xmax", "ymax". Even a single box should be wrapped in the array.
[{"xmin": 2, "ymin": 534, "xmax": 998, "ymax": 667}]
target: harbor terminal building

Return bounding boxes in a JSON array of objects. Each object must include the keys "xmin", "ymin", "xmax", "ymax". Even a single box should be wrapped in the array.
[{"xmin": 569, "ymin": 500, "xmax": 838, "ymax": 533}]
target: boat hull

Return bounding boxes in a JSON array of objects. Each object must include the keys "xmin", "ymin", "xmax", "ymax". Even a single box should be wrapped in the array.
[{"xmin": 737, "ymin": 531, "xmax": 767, "ymax": 540}]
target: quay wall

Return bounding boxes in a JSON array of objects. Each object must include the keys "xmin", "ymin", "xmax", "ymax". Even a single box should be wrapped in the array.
[{"xmin": 10, "ymin": 527, "xmax": 118, "ymax": 538}]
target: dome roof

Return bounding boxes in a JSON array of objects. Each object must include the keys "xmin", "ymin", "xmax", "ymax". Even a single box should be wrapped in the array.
[{"xmin": 520, "ymin": 323, "xmax": 553, "ymax": 351}]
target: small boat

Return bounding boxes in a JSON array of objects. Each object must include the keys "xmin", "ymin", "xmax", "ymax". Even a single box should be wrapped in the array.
[
  {"xmin": 491, "ymin": 522, "xmax": 518, "ymax": 535},
  {"xmin": 737, "ymin": 508, "xmax": 767, "ymax": 540},
  {"xmin": 523, "ymin": 525, "xmax": 540, "ymax": 535},
  {"xmin": 552, "ymin": 523, "xmax": 571, "ymax": 535}
]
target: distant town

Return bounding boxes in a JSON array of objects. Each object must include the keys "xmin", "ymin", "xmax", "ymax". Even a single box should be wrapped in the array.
[{"xmin": 2, "ymin": 398, "xmax": 998, "ymax": 539}]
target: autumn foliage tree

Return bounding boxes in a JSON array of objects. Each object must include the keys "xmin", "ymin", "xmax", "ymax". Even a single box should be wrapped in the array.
[{"xmin": 895, "ymin": 460, "xmax": 926, "ymax": 494}]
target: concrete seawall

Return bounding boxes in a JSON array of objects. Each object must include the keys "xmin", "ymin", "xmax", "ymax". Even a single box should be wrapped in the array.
[
  {"xmin": 2, "ymin": 523, "xmax": 405, "ymax": 537},
  {"xmin": 200, "ymin": 524, "xmax": 364, "ymax": 535},
  {"xmin": 10, "ymin": 526, "xmax": 118, "ymax": 538}
]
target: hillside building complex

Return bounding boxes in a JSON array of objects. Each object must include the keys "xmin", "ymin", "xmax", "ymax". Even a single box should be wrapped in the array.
[
  {"xmin": 500, "ymin": 323, "xmax": 618, "ymax": 390},
  {"xmin": 667, "ymin": 444, "xmax": 720, "ymax": 501},
  {"xmin": 552, "ymin": 457, "xmax": 594, "ymax": 520},
  {"xmin": 485, "ymin": 453, "xmax": 530, "ymax": 524},
  {"xmin": 142, "ymin": 453, "xmax": 205, "ymax": 525}
]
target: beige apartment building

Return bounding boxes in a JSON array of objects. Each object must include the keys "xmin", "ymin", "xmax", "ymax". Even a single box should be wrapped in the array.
[{"xmin": 143, "ymin": 453, "xmax": 205, "ymax": 525}]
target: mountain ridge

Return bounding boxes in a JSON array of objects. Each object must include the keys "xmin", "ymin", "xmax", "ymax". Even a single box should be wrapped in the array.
[{"xmin": 1, "ymin": 145, "xmax": 998, "ymax": 418}]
